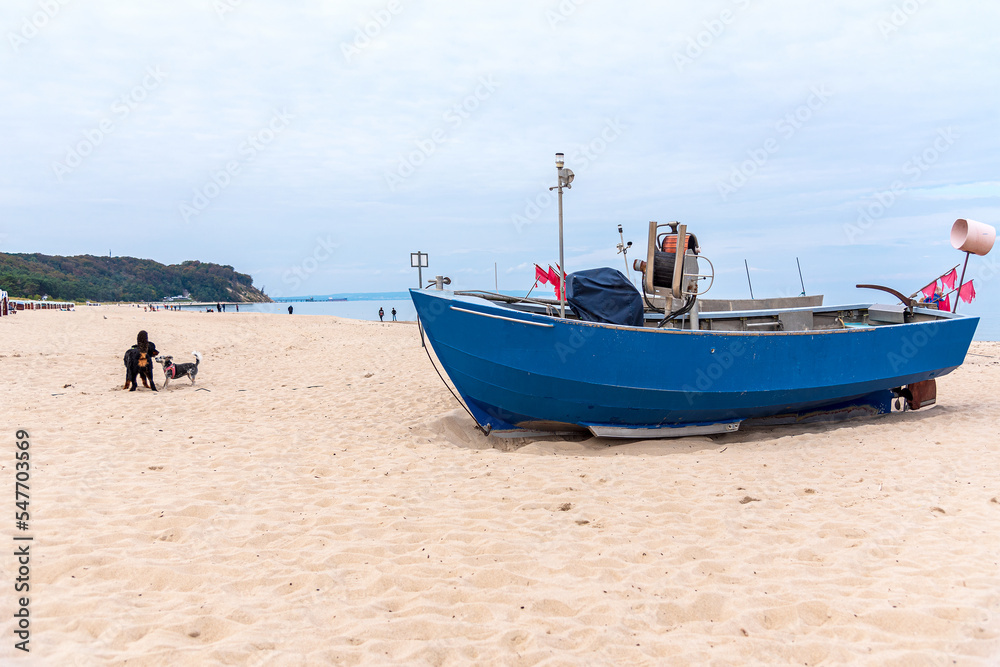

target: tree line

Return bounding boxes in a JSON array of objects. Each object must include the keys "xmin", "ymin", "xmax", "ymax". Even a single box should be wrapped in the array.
[{"xmin": 0, "ymin": 253, "xmax": 271, "ymax": 303}]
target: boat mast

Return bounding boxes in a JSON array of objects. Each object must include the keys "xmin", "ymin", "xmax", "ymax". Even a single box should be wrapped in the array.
[{"xmin": 550, "ymin": 153, "xmax": 574, "ymax": 318}]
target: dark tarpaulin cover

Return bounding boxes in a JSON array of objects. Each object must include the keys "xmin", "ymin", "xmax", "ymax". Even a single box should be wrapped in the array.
[{"xmin": 565, "ymin": 268, "xmax": 644, "ymax": 327}]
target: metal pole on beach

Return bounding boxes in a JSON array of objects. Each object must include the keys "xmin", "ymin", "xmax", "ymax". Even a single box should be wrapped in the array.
[{"xmin": 411, "ymin": 251, "xmax": 428, "ymax": 289}]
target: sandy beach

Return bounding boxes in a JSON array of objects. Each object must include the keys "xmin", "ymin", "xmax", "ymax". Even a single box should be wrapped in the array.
[{"xmin": 1, "ymin": 306, "xmax": 998, "ymax": 665}]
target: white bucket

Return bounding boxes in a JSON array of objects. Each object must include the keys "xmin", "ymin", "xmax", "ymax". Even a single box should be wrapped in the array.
[{"xmin": 951, "ymin": 218, "xmax": 996, "ymax": 256}]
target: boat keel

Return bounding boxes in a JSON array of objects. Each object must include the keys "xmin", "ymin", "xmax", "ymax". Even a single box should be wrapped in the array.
[{"xmin": 584, "ymin": 420, "xmax": 742, "ymax": 439}]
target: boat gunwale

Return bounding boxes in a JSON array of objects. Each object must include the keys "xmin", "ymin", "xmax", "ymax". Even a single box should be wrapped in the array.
[{"xmin": 413, "ymin": 289, "xmax": 975, "ymax": 337}]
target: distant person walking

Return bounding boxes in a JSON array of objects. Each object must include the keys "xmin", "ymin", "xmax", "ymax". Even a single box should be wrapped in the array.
[
  {"xmin": 391, "ymin": 308, "xmax": 397, "ymax": 321},
  {"xmin": 288, "ymin": 306, "xmax": 293, "ymax": 315},
  {"xmin": 217, "ymin": 302, "xmax": 221, "ymax": 313},
  {"xmin": 378, "ymin": 307, "xmax": 384, "ymax": 322}
]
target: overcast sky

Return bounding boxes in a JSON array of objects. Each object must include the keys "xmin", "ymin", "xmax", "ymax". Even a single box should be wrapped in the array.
[{"xmin": 2, "ymin": 0, "xmax": 998, "ymax": 330}]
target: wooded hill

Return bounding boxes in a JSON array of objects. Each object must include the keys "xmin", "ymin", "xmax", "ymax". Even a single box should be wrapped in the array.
[{"xmin": 0, "ymin": 253, "xmax": 271, "ymax": 303}]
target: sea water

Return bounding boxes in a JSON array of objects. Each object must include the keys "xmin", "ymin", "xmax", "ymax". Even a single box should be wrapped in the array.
[{"xmin": 179, "ymin": 292, "xmax": 416, "ymax": 321}]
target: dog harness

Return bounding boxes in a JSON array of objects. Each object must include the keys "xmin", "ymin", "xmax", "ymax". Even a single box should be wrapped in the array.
[{"xmin": 165, "ymin": 364, "xmax": 176, "ymax": 378}]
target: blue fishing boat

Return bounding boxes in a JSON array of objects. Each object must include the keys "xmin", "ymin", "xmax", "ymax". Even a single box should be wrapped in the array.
[
  {"xmin": 411, "ymin": 217, "xmax": 984, "ymax": 438},
  {"xmin": 411, "ymin": 288, "xmax": 976, "ymax": 437}
]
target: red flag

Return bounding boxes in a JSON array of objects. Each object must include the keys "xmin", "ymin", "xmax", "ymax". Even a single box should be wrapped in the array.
[
  {"xmin": 959, "ymin": 280, "xmax": 976, "ymax": 303},
  {"xmin": 534, "ymin": 264, "xmax": 549, "ymax": 284},
  {"xmin": 547, "ymin": 265, "xmax": 560, "ymax": 286},
  {"xmin": 942, "ymin": 269, "xmax": 957, "ymax": 290},
  {"xmin": 920, "ymin": 281, "xmax": 937, "ymax": 300},
  {"xmin": 939, "ymin": 294, "xmax": 951, "ymax": 312},
  {"xmin": 548, "ymin": 265, "xmax": 564, "ymax": 300}
]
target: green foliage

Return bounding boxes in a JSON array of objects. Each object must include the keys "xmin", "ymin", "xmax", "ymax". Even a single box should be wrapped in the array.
[{"xmin": 0, "ymin": 253, "xmax": 270, "ymax": 303}]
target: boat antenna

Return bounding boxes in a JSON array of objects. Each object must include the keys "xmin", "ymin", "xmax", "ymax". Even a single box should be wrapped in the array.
[
  {"xmin": 616, "ymin": 224, "xmax": 634, "ymax": 286},
  {"xmin": 744, "ymin": 259, "xmax": 755, "ymax": 299},
  {"xmin": 796, "ymin": 257, "xmax": 806, "ymax": 296}
]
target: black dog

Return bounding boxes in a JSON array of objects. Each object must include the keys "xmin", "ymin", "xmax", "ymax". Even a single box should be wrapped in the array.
[
  {"xmin": 123, "ymin": 330, "xmax": 158, "ymax": 391},
  {"xmin": 155, "ymin": 351, "xmax": 201, "ymax": 388}
]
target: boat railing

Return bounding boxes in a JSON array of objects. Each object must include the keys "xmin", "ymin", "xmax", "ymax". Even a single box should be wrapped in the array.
[
  {"xmin": 679, "ymin": 254, "xmax": 715, "ymax": 298},
  {"xmin": 455, "ymin": 290, "xmax": 561, "ymax": 317}
]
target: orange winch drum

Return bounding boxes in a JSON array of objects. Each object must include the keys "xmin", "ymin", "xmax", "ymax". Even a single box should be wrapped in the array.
[{"xmin": 659, "ymin": 233, "xmax": 698, "ymax": 255}]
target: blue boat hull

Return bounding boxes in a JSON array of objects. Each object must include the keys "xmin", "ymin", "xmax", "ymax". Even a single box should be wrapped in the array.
[{"xmin": 411, "ymin": 290, "xmax": 978, "ymax": 435}]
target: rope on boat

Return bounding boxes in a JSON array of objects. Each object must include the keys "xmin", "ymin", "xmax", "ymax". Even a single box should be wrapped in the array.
[
  {"xmin": 417, "ymin": 317, "xmax": 492, "ymax": 437},
  {"xmin": 657, "ymin": 296, "xmax": 697, "ymax": 328},
  {"xmin": 643, "ymin": 290, "xmax": 697, "ymax": 327}
]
